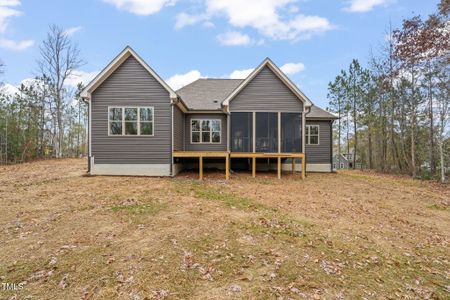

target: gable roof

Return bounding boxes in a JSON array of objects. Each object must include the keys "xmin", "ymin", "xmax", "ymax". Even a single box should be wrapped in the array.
[
  {"xmin": 176, "ymin": 79, "xmax": 243, "ymax": 110},
  {"xmin": 306, "ymin": 105, "xmax": 338, "ymax": 119},
  {"xmin": 80, "ymin": 46, "xmax": 177, "ymax": 100},
  {"xmin": 222, "ymin": 58, "xmax": 313, "ymax": 108}
]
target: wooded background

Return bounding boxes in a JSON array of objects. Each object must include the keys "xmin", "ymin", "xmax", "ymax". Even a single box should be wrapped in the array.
[
  {"xmin": 327, "ymin": 0, "xmax": 449, "ymax": 182},
  {"xmin": 0, "ymin": 1, "xmax": 448, "ymax": 182}
]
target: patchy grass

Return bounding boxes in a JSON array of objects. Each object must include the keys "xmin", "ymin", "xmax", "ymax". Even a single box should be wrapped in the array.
[
  {"xmin": 111, "ymin": 203, "xmax": 166, "ymax": 215},
  {"xmin": 0, "ymin": 159, "xmax": 449, "ymax": 299}
]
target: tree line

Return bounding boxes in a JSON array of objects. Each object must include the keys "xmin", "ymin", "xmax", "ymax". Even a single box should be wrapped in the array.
[
  {"xmin": 327, "ymin": 0, "xmax": 449, "ymax": 183},
  {"xmin": 0, "ymin": 25, "xmax": 87, "ymax": 164}
]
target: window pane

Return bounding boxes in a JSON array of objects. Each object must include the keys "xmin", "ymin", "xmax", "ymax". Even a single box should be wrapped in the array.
[
  {"xmin": 125, "ymin": 122, "xmax": 137, "ymax": 135},
  {"xmin": 231, "ymin": 112, "xmax": 252, "ymax": 152},
  {"xmin": 110, "ymin": 121, "xmax": 122, "ymax": 135},
  {"xmin": 191, "ymin": 120, "xmax": 200, "ymax": 131},
  {"xmin": 140, "ymin": 108, "xmax": 153, "ymax": 121},
  {"xmin": 211, "ymin": 120, "xmax": 221, "ymax": 132},
  {"xmin": 192, "ymin": 132, "xmax": 200, "ymax": 143},
  {"xmin": 125, "ymin": 108, "xmax": 138, "ymax": 121},
  {"xmin": 281, "ymin": 113, "xmax": 302, "ymax": 152},
  {"xmin": 212, "ymin": 132, "xmax": 220, "ymax": 143},
  {"xmin": 305, "ymin": 126, "xmax": 309, "ymax": 134},
  {"xmin": 202, "ymin": 120, "xmax": 211, "ymax": 131},
  {"xmin": 140, "ymin": 122, "xmax": 153, "ymax": 135},
  {"xmin": 255, "ymin": 112, "xmax": 277, "ymax": 152},
  {"xmin": 202, "ymin": 132, "xmax": 211, "ymax": 143},
  {"xmin": 309, "ymin": 136, "xmax": 319, "ymax": 145},
  {"xmin": 310, "ymin": 126, "xmax": 319, "ymax": 135},
  {"xmin": 109, "ymin": 108, "xmax": 122, "ymax": 121}
]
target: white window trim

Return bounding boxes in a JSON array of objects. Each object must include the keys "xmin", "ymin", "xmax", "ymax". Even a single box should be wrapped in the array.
[
  {"xmin": 108, "ymin": 106, "xmax": 154, "ymax": 137},
  {"xmin": 306, "ymin": 125, "xmax": 320, "ymax": 145},
  {"xmin": 340, "ymin": 162, "xmax": 344, "ymax": 168},
  {"xmin": 190, "ymin": 119, "xmax": 221, "ymax": 144}
]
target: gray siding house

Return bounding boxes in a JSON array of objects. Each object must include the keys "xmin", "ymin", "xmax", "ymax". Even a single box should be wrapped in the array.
[{"xmin": 81, "ymin": 47, "xmax": 337, "ymax": 177}]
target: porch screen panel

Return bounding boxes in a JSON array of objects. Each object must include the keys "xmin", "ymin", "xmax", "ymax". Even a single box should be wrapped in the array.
[
  {"xmin": 255, "ymin": 112, "xmax": 278, "ymax": 152},
  {"xmin": 230, "ymin": 112, "xmax": 253, "ymax": 152},
  {"xmin": 281, "ymin": 113, "xmax": 302, "ymax": 153}
]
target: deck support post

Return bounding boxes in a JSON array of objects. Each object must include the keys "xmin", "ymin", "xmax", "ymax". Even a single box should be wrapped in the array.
[
  {"xmin": 292, "ymin": 158, "xmax": 295, "ymax": 174},
  {"xmin": 301, "ymin": 156, "xmax": 305, "ymax": 179},
  {"xmin": 277, "ymin": 157, "xmax": 281, "ymax": 179},
  {"xmin": 252, "ymin": 157, "xmax": 256, "ymax": 178},
  {"xmin": 199, "ymin": 156, "xmax": 203, "ymax": 180},
  {"xmin": 225, "ymin": 154, "xmax": 230, "ymax": 180}
]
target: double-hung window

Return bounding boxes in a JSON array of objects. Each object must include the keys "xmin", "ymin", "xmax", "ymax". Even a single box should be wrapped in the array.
[
  {"xmin": 306, "ymin": 125, "xmax": 319, "ymax": 145},
  {"xmin": 191, "ymin": 119, "xmax": 221, "ymax": 143},
  {"xmin": 108, "ymin": 107, "xmax": 154, "ymax": 136}
]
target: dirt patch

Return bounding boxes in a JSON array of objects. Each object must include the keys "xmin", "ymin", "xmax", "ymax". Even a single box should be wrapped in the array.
[{"xmin": 0, "ymin": 159, "xmax": 449, "ymax": 299}]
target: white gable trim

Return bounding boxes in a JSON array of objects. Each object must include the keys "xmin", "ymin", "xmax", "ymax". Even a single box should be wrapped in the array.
[
  {"xmin": 81, "ymin": 46, "xmax": 177, "ymax": 100},
  {"xmin": 222, "ymin": 58, "xmax": 313, "ymax": 107}
]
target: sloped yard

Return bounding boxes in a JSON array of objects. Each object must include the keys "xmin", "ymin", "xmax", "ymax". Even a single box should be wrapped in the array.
[{"xmin": 0, "ymin": 159, "xmax": 449, "ymax": 299}]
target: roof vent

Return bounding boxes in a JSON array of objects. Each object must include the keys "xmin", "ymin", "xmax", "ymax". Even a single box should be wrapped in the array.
[{"xmin": 213, "ymin": 100, "xmax": 218, "ymax": 103}]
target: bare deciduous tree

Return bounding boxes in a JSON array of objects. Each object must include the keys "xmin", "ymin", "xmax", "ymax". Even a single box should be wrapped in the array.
[{"xmin": 37, "ymin": 25, "xmax": 84, "ymax": 158}]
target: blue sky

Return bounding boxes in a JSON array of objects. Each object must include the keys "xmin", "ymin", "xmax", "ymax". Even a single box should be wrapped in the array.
[{"xmin": 0, "ymin": 0, "xmax": 440, "ymax": 108}]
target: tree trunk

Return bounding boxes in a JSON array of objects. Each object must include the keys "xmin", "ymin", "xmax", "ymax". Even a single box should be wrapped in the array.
[{"xmin": 428, "ymin": 76, "xmax": 435, "ymax": 176}]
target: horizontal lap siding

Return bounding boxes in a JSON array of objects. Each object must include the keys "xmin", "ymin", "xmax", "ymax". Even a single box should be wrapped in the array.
[
  {"xmin": 173, "ymin": 105, "xmax": 184, "ymax": 151},
  {"xmin": 305, "ymin": 121, "xmax": 332, "ymax": 164},
  {"xmin": 91, "ymin": 56, "xmax": 171, "ymax": 164},
  {"xmin": 184, "ymin": 114, "xmax": 227, "ymax": 151},
  {"xmin": 229, "ymin": 66, "xmax": 303, "ymax": 112}
]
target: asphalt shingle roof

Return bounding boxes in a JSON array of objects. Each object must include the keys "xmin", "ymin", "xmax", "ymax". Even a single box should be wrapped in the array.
[
  {"xmin": 306, "ymin": 105, "xmax": 338, "ymax": 119},
  {"xmin": 176, "ymin": 79, "xmax": 243, "ymax": 110},
  {"xmin": 176, "ymin": 78, "xmax": 338, "ymax": 119}
]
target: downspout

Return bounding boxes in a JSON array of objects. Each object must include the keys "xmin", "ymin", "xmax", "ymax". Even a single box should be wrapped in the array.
[
  {"xmin": 81, "ymin": 96, "xmax": 91, "ymax": 174},
  {"xmin": 330, "ymin": 120, "xmax": 334, "ymax": 173},
  {"xmin": 303, "ymin": 105, "xmax": 312, "ymax": 171},
  {"xmin": 222, "ymin": 104, "xmax": 230, "ymax": 152},
  {"xmin": 170, "ymin": 96, "xmax": 179, "ymax": 177}
]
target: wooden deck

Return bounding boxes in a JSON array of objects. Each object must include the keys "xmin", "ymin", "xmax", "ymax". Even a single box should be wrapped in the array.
[
  {"xmin": 173, "ymin": 151, "xmax": 230, "ymax": 180},
  {"xmin": 173, "ymin": 151, "xmax": 305, "ymax": 180}
]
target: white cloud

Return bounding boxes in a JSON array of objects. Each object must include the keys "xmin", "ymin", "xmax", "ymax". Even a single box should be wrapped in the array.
[
  {"xmin": 280, "ymin": 62, "xmax": 305, "ymax": 75},
  {"xmin": 204, "ymin": 0, "xmax": 333, "ymax": 41},
  {"xmin": 66, "ymin": 70, "xmax": 99, "ymax": 88},
  {"xmin": 166, "ymin": 70, "xmax": 202, "ymax": 90},
  {"xmin": 176, "ymin": 0, "xmax": 333, "ymax": 42},
  {"xmin": 229, "ymin": 68, "xmax": 254, "ymax": 79},
  {"xmin": 102, "ymin": 0, "xmax": 176, "ymax": 16},
  {"xmin": 63, "ymin": 26, "xmax": 83, "ymax": 36},
  {"xmin": 344, "ymin": 0, "xmax": 391, "ymax": 13},
  {"xmin": 0, "ymin": 38, "xmax": 33, "ymax": 50},
  {"xmin": 0, "ymin": 0, "xmax": 21, "ymax": 33},
  {"xmin": 217, "ymin": 31, "xmax": 252, "ymax": 46},
  {"xmin": 175, "ymin": 12, "xmax": 207, "ymax": 29}
]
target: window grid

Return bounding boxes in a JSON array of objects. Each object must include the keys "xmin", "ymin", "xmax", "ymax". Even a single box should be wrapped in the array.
[
  {"xmin": 191, "ymin": 119, "xmax": 221, "ymax": 144},
  {"xmin": 108, "ymin": 106, "xmax": 154, "ymax": 136},
  {"xmin": 306, "ymin": 125, "xmax": 319, "ymax": 145}
]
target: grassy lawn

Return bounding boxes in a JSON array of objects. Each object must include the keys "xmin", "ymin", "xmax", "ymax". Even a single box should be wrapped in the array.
[{"xmin": 0, "ymin": 159, "xmax": 449, "ymax": 299}]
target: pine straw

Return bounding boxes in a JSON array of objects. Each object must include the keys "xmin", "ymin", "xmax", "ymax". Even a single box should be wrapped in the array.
[{"xmin": 0, "ymin": 159, "xmax": 449, "ymax": 299}]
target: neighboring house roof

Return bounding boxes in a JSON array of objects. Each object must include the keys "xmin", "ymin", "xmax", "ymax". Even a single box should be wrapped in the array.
[
  {"xmin": 81, "ymin": 46, "xmax": 177, "ymax": 100},
  {"xmin": 333, "ymin": 154, "xmax": 349, "ymax": 162},
  {"xmin": 222, "ymin": 57, "xmax": 313, "ymax": 108},
  {"xmin": 176, "ymin": 79, "xmax": 243, "ymax": 111},
  {"xmin": 306, "ymin": 105, "xmax": 338, "ymax": 120}
]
